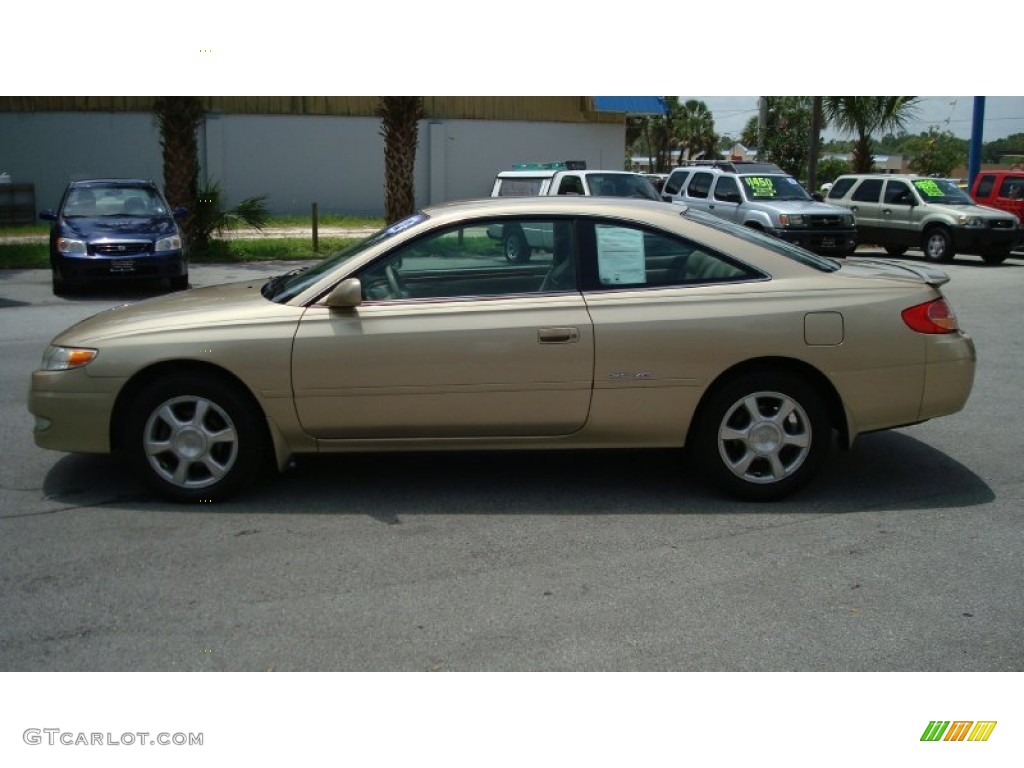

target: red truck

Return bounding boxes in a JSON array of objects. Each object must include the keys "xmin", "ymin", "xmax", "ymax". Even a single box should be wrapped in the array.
[{"xmin": 970, "ymin": 170, "xmax": 1024, "ymax": 225}]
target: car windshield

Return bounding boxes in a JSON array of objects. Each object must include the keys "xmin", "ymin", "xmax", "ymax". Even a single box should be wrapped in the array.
[
  {"xmin": 912, "ymin": 178, "xmax": 974, "ymax": 205},
  {"xmin": 588, "ymin": 174, "xmax": 661, "ymax": 201},
  {"xmin": 63, "ymin": 185, "xmax": 168, "ymax": 217},
  {"xmin": 262, "ymin": 212, "xmax": 430, "ymax": 303},
  {"xmin": 739, "ymin": 174, "xmax": 812, "ymax": 202},
  {"xmin": 681, "ymin": 207, "xmax": 840, "ymax": 272}
]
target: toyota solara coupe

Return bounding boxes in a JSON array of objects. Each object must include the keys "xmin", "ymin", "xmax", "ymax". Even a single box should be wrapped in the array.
[{"xmin": 29, "ymin": 197, "xmax": 976, "ymax": 503}]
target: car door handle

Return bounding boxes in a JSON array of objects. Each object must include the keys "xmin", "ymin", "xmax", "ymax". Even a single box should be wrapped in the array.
[{"xmin": 537, "ymin": 327, "xmax": 579, "ymax": 344}]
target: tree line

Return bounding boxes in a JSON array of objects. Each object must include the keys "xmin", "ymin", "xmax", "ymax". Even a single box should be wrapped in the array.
[{"xmin": 630, "ymin": 96, "xmax": 1024, "ymax": 183}]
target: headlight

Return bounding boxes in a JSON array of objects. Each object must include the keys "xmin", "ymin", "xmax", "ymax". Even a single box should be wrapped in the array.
[
  {"xmin": 41, "ymin": 345, "xmax": 98, "ymax": 371},
  {"xmin": 57, "ymin": 237, "xmax": 87, "ymax": 255},
  {"xmin": 779, "ymin": 214, "xmax": 806, "ymax": 227},
  {"xmin": 155, "ymin": 235, "xmax": 182, "ymax": 251},
  {"xmin": 958, "ymin": 216, "xmax": 984, "ymax": 228}
]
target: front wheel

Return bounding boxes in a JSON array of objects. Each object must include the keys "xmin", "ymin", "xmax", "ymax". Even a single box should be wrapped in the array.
[
  {"xmin": 922, "ymin": 228, "xmax": 955, "ymax": 262},
  {"xmin": 692, "ymin": 372, "xmax": 831, "ymax": 501},
  {"xmin": 169, "ymin": 273, "xmax": 189, "ymax": 291},
  {"xmin": 123, "ymin": 374, "xmax": 270, "ymax": 502}
]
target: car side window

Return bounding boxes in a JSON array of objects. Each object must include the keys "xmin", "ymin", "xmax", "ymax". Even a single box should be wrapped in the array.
[
  {"xmin": 883, "ymin": 181, "xmax": 913, "ymax": 205},
  {"xmin": 852, "ymin": 179, "xmax": 883, "ymax": 203},
  {"xmin": 557, "ymin": 175, "xmax": 585, "ymax": 195},
  {"xmin": 713, "ymin": 176, "xmax": 741, "ymax": 202},
  {"xmin": 997, "ymin": 176, "xmax": 1024, "ymax": 199},
  {"xmin": 687, "ymin": 172, "xmax": 713, "ymax": 199},
  {"xmin": 356, "ymin": 219, "xmax": 576, "ymax": 302},
  {"xmin": 578, "ymin": 221, "xmax": 758, "ymax": 291},
  {"xmin": 663, "ymin": 170, "xmax": 689, "ymax": 196},
  {"xmin": 976, "ymin": 174, "xmax": 995, "ymax": 198}
]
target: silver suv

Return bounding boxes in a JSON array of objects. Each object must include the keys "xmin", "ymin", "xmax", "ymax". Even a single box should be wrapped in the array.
[
  {"xmin": 826, "ymin": 174, "xmax": 1021, "ymax": 264},
  {"xmin": 662, "ymin": 161, "xmax": 857, "ymax": 256}
]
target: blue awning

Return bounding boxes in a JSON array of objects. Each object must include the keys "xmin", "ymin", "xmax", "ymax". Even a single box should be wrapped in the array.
[{"xmin": 593, "ymin": 96, "xmax": 666, "ymax": 115}]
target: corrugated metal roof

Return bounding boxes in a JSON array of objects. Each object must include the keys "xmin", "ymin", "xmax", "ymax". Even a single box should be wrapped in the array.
[{"xmin": 593, "ymin": 97, "xmax": 666, "ymax": 115}]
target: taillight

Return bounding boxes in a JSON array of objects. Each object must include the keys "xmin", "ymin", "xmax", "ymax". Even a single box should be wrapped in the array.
[{"xmin": 902, "ymin": 298, "xmax": 959, "ymax": 334}]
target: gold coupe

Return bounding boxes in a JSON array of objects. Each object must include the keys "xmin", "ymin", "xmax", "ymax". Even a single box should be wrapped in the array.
[{"xmin": 29, "ymin": 197, "xmax": 976, "ymax": 502}]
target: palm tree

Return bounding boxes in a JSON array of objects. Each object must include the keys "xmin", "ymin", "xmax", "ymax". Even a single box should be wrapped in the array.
[
  {"xmin": 676, "ymin": 99, "xmax": 717, "ymax": 162},
  {"xmin": 377, "ymin": 97, "xmax": 424, "ymax": 225},
  {"xmin": 823, "ymin": 97, "xmax": 919, "ymax": 173},
  {"xmin": 153, "ymin": 96, "xmax": 205, "ymax": 249}
]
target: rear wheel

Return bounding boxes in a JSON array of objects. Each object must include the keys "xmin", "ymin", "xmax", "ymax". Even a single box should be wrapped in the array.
[
  {"xmin": 981, "ymin": 248, "xmax": 1010, "ymax": 265},
  {"xmin": 922, "ymin": 227, "xmax": 954, "ymax": 262},
  {"xmin": 123, "ymin": 373, "xmax": 270, "ymax": 502},
  {"xmin": 502, "ymin": 226, "xmax": 531, "ymax": 263},
  {"xmin": 885, "ymin": 245, "xmax": 907, "ymax": 257},
  {"xmin": 692, "ymin": 371, "xmax": 831, "ymax": 501}
]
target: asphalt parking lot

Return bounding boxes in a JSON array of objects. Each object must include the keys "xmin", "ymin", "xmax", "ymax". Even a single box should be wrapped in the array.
[{"xmin": 1, "ymin": 250, "xmax": 1022, "ymax": 672}]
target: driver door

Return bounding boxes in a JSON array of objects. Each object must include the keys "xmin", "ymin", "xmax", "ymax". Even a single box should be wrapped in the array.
[{"xmin": 291, "ymin": 218, "xmax": 595, "ymax": 440}]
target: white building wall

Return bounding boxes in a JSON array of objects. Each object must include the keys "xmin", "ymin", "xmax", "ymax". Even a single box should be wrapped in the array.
[
  {"xmin": 1, "ymin": 111, "xmax": 625, "ymax": 217},
  {"xmin": 0, "ymin": 112, "xmax": 164, "ymax": 211}
]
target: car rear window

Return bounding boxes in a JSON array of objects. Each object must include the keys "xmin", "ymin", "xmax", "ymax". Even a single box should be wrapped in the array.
[
  {"xmin": 496, "ymin": 178, "xmax": 545, "ymax": 196},
  {"xmin": 681, "ymin": 208, "xmax": 840, "ymax": 272}
]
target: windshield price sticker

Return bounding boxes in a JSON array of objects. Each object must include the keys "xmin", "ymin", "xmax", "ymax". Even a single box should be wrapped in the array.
[
  {"xmin": 746, "ymin": 177, "xmax": 776, "ymax": 197},
  {"xmin": 914, "ymin": 179, "xmax": 943, "ymax": 198}
]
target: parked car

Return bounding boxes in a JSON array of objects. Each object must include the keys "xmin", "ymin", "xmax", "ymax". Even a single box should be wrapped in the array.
[
  {"xmin": 29, "ymin": 197, "xmax": 975, "ymax": 504},
  {"xmin": 969, "ymin": 169, "xmax": 1024, "ymax": 227},
  {"xmin": 40, "ymin": 179, "xmax": 189, "ymax": 295},
  {"xmin": 490, "ymin": 164, "xmax": 660, "ymax": 261},
  {"xmin": 661, "ymin": 161, "xmax": 857, "ymax": 257},
  {"xmin": 826, "ymin": 174, "xmax": 1021, "ymax": 264}
]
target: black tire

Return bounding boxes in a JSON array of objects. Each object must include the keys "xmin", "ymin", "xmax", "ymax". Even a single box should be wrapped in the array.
[
  {"xmin": 502, "ymin": 226, "xmax": 531, "ymax": 263},
  {"xmin": 884, "ymin": 245, "xmax": 907, "ymax": 257},
  {"xmin": 981, "ymin": 249, "xmax": 1010, "ymax": 265},
  {"xmin": 52, "ymin": 264, "xmax": 73, "ymax": 296},
  {"xmin": 169, "ymin": 273, "xmax": 189, "ymax": 291},
  {"xmin": 922, "ymin": 227, "xmax": 955, "ymax": 262},
  {"xmin": 123, "ymin": 373, "xmax": 270, "ymax": 503},
  {"xmin": 691, "ymin": 371, "xmax": 831, "ymax": 501}
]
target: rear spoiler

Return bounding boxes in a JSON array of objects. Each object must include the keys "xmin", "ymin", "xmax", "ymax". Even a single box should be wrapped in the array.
[{"xmin": 851, "ymin": 259, "xmax": 951, "ymax": 287}]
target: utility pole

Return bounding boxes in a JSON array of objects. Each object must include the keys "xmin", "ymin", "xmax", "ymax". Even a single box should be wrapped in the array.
[
  {"xmin": 757, "ymin": 97, "xmax": 768, "ymax": 159},
  {"xmin": 808, "ymin": 97, "xmax": 822, "ymax": 192},
  {"xmin": 968, "ymin": 97, "xmax": 985, "ymax": 190}
]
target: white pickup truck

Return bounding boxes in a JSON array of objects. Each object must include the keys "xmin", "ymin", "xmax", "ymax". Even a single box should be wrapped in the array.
[{"xmin": 489, "ymin": 163, "xmax": 661, "ymax": 261}]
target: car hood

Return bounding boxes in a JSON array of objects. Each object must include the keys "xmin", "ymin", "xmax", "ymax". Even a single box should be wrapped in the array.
[
  {"xmin": 59, "ymin": 216, "xmax": 178, "ymax": 240},
  {"xmin": 752, "ymin": 199, "xmax": 850, "ymax": 215},
  {"xmin": 919, "ymin": 202, "xmax": 1016, "ymax": 221},
  {"xmin": 52, "ymin": 280, "xmax": 296, "ymax": 346}
]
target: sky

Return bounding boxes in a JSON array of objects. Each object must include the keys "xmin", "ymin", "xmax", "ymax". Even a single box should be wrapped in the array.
[{"xmin": 685, "ymin": 96, "xmax": 1024, "ymax": 144}]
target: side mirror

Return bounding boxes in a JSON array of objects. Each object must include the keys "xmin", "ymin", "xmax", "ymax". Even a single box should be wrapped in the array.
[
  {"xmin": 324, "ymin": 278, "xmax": 362, "ymax": 309},
  {"xmin": 172, "ymin": 206, "xmax": 189, "ymax": 219},
  {"xmin": 39, "ymin": 209, "xmax": 57, "ymax": 221},
  {"xmin": 811, "ymin": 192, "xmax": 824, "ymax": 202}
]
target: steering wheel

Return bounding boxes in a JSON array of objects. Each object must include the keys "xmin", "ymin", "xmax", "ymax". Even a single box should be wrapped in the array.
[{"xmin": 384, "ymin": 264, "xmax": 407, "ymax": 298}]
